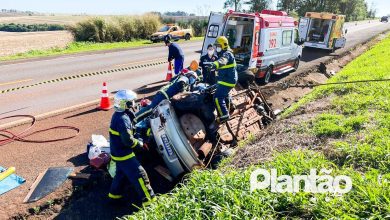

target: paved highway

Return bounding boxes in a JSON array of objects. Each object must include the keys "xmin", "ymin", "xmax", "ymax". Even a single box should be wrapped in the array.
[{"xmin": 1, "ymin": 20, "xmax": 389, "ymax": 124}]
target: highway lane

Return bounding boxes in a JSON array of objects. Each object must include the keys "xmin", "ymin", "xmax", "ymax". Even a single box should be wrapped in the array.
[{"xmin": 1, "ymin": 20, "xmax": 389, "ymax": 124}]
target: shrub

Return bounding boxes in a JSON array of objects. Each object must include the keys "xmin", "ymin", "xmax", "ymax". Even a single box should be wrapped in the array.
[
  {"xmin": 68, "ymin": 13, "xmax": 161, "ymax": 42},
  {"xmin": 0, "ymin": 23, "xmax": 65, "ymax": 32}
]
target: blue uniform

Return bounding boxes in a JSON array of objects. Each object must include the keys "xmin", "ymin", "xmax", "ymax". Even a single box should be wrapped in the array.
[
  {"xmin": 213, "ymin": 50, "xmax": 237, "ymax": 119},
  {"xmin": 134, "ymin": 75, "xmax": 189, "ymax": 123},
  {"xmin": 168, "ymin": 43, "xmax": 184, "ymax": 75},
  {"xmin": 200, "ymin": 53, "xmax": 218, "ymax": 85},
  {"xmin": 108, "ymin": 111, "xmax": 154, "ymax": 203}
]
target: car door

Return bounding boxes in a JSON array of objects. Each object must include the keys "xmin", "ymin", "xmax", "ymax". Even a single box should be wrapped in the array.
[
  {"xmin": 202, "ymin": 12, "xmax": 225, "ymax": 56},
  {"xmin": 298, "ymin": 17, "xmax": 310, "ymax": 42}
]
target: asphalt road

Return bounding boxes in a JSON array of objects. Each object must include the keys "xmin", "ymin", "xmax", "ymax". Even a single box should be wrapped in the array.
[{"xmin": 1, "ymin": 20, "xmax": 389, "ymax": 124}]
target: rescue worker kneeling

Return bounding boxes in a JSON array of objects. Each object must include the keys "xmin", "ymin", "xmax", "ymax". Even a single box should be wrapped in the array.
[
  {"xmin": 208, "ymin": 36, "xmax": 237, "ymax": 123},
  {"xmin": 134, "ymin": 65, "xmax": 199, "ymax": 124},
  {"xmin": 108, "ymin": 90, "xmax": 155, "ymax": 206}
]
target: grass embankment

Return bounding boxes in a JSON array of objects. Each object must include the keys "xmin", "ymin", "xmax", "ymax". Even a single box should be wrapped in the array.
[
  {"xmin": 124, "ymin": 36, "xmax": 390, "ymax": 219},
  {"xmin": 0, "ymin": 37, "xmax": 203, "ymax": 61}
]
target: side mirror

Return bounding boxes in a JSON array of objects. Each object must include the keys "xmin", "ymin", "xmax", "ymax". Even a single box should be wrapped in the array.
[
  {"xmin": 297, "ymin": 40, "xmax": 305, "ymax": 46},
  {"xmin": 345, "ymin": 29, "xmax": 348, "ymax": 34}
]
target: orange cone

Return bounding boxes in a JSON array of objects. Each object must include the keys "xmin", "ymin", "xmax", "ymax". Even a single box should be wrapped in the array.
[
  {"xmin": 165, "ymin": 61, "xmax": 173, "ymax": 81},
  {"xmin": 98, "ymin": 82, "xmax": 112, "ymax": 110}
]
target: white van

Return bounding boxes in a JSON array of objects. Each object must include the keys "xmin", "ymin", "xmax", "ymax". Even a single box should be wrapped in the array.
[{"xmin": 202, "ymin": 10, "xmax": 303, "ymax": 84}]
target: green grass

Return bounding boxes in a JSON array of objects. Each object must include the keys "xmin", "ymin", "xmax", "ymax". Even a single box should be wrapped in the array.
[
  {"xmin": 0, "ymin": 37, "xmax": 204, "ymax": 61},
  {"xmin": 124, "ymin": 35, "xmax": 390, "ymax": 219}
]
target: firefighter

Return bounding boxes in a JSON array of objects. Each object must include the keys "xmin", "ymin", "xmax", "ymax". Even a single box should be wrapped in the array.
[
  {"xmin": 199, "ymin": 44, "xmax": 218, "ymax": 85},
  {"xmin": 134, "ymin": 69, "xmax": 199, "ymax": 123},
  {"xmin": 164, "ymin": 34, "xmax": 184, "ymax": 76},
  {"xmin": 108, "ymin": 90, "xmax": 155, "ymax": 206},
  {"xmin": 208, "ymin": 36, "xmax": 237, "ymax": 123}
]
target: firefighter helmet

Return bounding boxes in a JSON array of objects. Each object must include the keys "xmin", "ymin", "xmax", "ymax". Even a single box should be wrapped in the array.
[
  {"xmin": 214, "ymin": 36, "xmax": 229, "ymax": 51},
  {"xmin": 114, "ymin": 90, "xmax": 137, "ymax": 112}
]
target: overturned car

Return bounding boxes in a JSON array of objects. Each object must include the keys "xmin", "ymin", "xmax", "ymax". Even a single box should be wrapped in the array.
[{"xmin": 138, "ymin": 82, "xmax": 274, "ymax": 179}]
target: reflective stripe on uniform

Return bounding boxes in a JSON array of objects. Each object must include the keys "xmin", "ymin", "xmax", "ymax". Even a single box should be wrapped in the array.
[
  {"xmin": 134, "ymin": 108, "xmax": 153, "ymax": 123},
  {"xmin": 218, "ymin": 81, "xmax": 236, "ymax": 88},
  {"xmin": 138, "ymin": 178, "xmax": 151, "ymax": 200},
  {"xmin": 108, "ymin": 193, "xmax": 123, "ymax": 199},
  {"xmin": 109, "ymin": 128, "xmax": 120, "ymax": 136},
  {"xmin": 160, "ymin": 90, "xmax": 170, "ymax": 100},
  {"xmin": 111, "ymin": 152, "xmax": 135, "ymax": 161},
  {"xmin": 146, "ymin": 128, "xmax": 152, "ymax": 137},
  {"xmin": 130, "ymin": 139, "xmax": 138, "ymax": 148},
  {"xmin": 213, "ymin": 61, "xmax": 220, "ymax": 69},
  {"xmin": 219, "ymin": 62, "xmax": 236, "ymax": 69},
  {"xmin": 215, "ymin": 98, "xmax": 223, "ymax": 116}
]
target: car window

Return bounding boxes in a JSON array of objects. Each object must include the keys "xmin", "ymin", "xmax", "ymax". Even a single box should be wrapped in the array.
[
  {"xmin": 207, "ymin": 25, "xmax": 219, "ymax": 38},
  {"xmin": 294, "ymin": 29, "xmax": 299, "ymax": 44},
  {"xmin": 159, "ymin": 26, "xmax": 170, "ymax": 32},
  {"xmin": 172, "ymin": 27, "xmax": 178, "ymax": 31},
  {"xmin": 282, "ymin": 30, "xmax": 293, "ymax": 46}
]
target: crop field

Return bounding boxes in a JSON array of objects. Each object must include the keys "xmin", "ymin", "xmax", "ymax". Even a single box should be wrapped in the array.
[
  {"xmin": 0, "ymin": 31, "xmax": 73, "ymax": 57},
  {"xmin": 0, "ymin": 15, "xmax": 92, "ymax": 25}
]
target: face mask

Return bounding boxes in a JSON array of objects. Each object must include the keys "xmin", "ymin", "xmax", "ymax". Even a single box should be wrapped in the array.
[
  {"xmin": 216, "ymin": 47, "xmax": 222, "ymax": 53},
  {"xmin": 207, "ymin": 49, "xmax": 214, "ymax": 56}
]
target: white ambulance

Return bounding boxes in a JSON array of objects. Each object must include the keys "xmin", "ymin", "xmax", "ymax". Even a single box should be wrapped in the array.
[{"xmin": 202, "ymin": 10, "xmax": 303, "ymax": 84}]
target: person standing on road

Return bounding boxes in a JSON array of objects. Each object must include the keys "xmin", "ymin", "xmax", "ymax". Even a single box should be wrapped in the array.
[
  {"xmin": 108, "ymin": 90, "xmax": 155, "ymax": 207},
  {"xmin": 207, "ymin": 36, "xmax": 237, "ymax": 123},
  {"xmin": 164, "ymin": 34, "xmax": 184, "ymax": 76},
  {"xmin": 200, "ymin": 44, "xmax": 218, "ymax": 85}
]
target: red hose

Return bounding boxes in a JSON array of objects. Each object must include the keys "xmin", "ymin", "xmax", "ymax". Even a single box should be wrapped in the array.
[{"xmin": 0, "ymin": 115, "xmax": 79, "ymax": 146}]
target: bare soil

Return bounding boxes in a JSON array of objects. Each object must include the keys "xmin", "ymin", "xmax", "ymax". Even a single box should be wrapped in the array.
[
  {"xmin": 0, "ymin": 31, "xmax": 73, "ymax": 57},
  {"xmin": 0, "ymin": 33, "xmax": 387, "ymax": 219}
]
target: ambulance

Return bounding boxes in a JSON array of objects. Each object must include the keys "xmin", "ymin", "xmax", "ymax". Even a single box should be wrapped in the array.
[
  {"xmin": 298, "ymin": 12, "xmax": 347, "ymax": 51},
  {"xmin": 202, "ymin": 10, "xmax": 303, "ymax": 84}
]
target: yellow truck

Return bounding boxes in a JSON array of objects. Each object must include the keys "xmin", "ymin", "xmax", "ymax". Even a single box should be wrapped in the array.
[
  {"xmin": 150, "ymin": 24, "xmax": 193, "ymax": 43},
  {"xmin": 298, "ymin": 12, "xmax": 347, "ymax": 51}
]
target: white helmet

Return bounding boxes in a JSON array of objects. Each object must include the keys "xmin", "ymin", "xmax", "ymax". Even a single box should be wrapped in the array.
[{"xmin": 114, "ymin": 90, "xmax": 137, "ymax": 112}]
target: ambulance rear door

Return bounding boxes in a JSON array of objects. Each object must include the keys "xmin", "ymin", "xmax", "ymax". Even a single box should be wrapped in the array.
[
  {"xmin": 298, "ymin": 17, "xmax": 310, "ymax": 42},
  {"xmin": 202, "ymin": 12, "xmax": 225, "ymax": 56}
]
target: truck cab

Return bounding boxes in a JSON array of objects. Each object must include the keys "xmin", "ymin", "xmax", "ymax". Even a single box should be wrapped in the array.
[
  {"xmin": 202, "ymin": 10, "xmax": 302, "ymax": 84},
  {"xmin": 298, "ymin": 12, "xmax": 346, "ymax": 51}
]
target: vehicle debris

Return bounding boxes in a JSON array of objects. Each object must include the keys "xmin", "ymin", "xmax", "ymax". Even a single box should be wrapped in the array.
[{"xmin": 23, "ymin": 167, "xmax": 73, "ymax": 203}]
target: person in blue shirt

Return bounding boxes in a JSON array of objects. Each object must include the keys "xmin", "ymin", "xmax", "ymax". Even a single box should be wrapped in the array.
[
  {"xmin": 108, "ymin": 90, "xmax": 155, "ymax": 207},
  {"xmin": 164, "ymin": 34, "xmax": 184, "ymax": 76}
]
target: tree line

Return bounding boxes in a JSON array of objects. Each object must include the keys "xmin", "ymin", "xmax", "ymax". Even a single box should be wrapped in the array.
[{"xmin": 224, "ymin": 0, "xmax": 377, "ymax": 21}]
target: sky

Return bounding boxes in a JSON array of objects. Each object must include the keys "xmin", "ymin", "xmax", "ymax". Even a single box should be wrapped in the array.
[{"xmin": 1, "ymin": 0, "xmax": 388, "ymax": 16}]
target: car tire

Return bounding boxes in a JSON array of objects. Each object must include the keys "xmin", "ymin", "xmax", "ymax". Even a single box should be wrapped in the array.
[
  {"xmin": 293, "ymin": 58, "xmax": 300, "ymax": 70},
  {"xmin": 185, "ymin": 34, "xmax": 191, "ymax": 41},
  {"xmin": 259, "ymin": 66, "xmax": 273, "ymax": 85}
]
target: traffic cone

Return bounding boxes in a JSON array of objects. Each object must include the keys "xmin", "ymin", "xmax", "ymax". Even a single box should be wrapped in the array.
[
  {"xmin": 98, "ymin": 82, "xmax": 112, "ymax": 110},
  {"xmin": 165, "ymin": 61, "xmax": 173, "ymax": 81}
]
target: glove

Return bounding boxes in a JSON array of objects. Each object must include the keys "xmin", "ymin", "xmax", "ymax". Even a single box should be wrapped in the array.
[{"xmin": 205, "ymin": 63, "xmax": 217, "ymax": 72}]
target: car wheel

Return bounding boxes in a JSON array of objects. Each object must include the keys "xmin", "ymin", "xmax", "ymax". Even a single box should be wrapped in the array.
[
  {"xmin": 262, "ymin": 66, "xmax": 273, "ymax": 84},
  {"xmin": 185, "ymin": 34, "xmax": 191, "ymax": 41},
  {"xmin": 293, "ymin": 58, "xmax": 300, "ymax": 70}
]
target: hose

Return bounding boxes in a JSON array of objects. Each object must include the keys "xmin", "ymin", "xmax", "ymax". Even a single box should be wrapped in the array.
[{"xmin": 0, "ymin": 115, "xmax": 79, "ymax": 146}]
